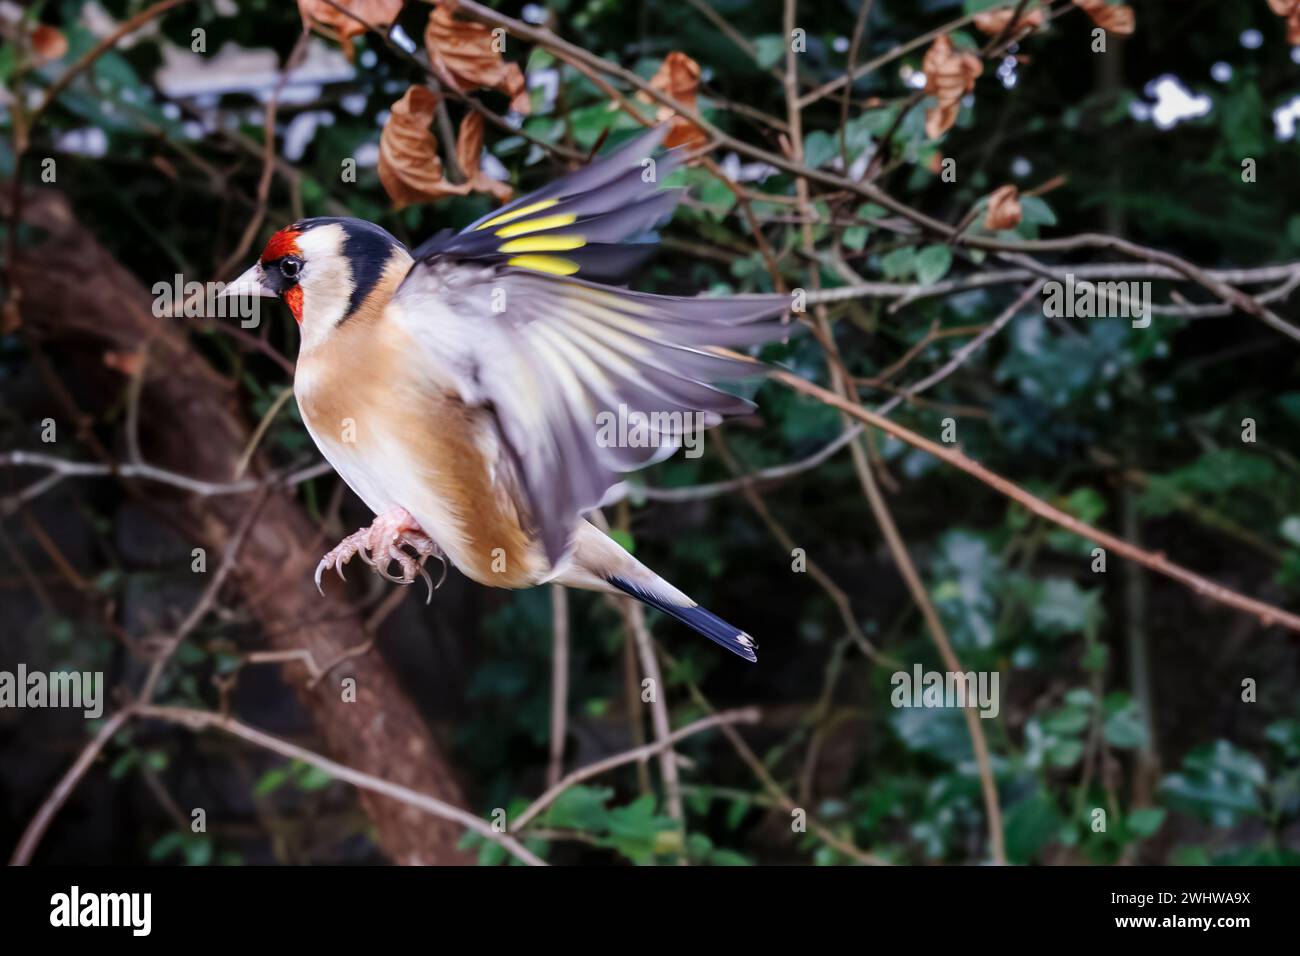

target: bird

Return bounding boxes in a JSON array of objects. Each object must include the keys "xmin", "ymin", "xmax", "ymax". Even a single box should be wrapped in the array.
[{"xmin": 222, "ymin": 125, "xmax": 798, "ymax": 662}]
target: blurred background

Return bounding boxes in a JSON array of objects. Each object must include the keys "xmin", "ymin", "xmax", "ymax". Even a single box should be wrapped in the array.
[{"xmin": 2, "ymin": 0, "xmax": 1299, "ymax": 866}]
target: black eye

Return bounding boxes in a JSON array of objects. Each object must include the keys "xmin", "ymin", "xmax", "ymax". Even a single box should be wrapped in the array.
[{"xmin": 280, "ymin": 256, "xmax": 303, "ymax": 280}]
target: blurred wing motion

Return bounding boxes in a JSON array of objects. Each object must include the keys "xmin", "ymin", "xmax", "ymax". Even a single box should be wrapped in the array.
[{"xmin": 393, "ymin": 126, "xmax": 797, "ymax": 563}]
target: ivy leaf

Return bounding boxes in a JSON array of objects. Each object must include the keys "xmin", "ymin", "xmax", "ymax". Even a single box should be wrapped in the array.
[
  {"xmin": 1126, "ymin": 808, "xmax": 1166, "ymax": 838},
  {"xmin": 753, "ymin": 35, "xmax": 786, "ymax": 70},
  {"xmin": 915, "ymin": 244, "xmax": 953, "ymax": 285},
  {"xmin": 880, "ymin": 246, "xmax": 917, "ymax": 279}
]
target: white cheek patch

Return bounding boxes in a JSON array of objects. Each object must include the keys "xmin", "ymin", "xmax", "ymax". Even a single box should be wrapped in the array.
[{"xmin": 294, "ymin": 224, "xmax": 354, "ymax": 351}]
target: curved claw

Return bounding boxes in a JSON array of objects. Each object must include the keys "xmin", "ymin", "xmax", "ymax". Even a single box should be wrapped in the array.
[
  {"xmin": 315, "ymin": 512, "xmax": 445, "ymax": 601},
  {"xmin": 373, "ymin": 554, "xmax": 408, "ymax": 584},
  {"xmin": 416, "ymin": 562, "xmax": 434, "ymax": 604}
]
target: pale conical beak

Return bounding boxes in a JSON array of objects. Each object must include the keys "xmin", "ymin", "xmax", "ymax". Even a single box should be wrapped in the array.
[{"xmin": 219, "ymin": 263, "xmax": 275, "ymax": 299}]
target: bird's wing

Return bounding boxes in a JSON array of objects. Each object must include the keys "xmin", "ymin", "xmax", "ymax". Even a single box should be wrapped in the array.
[{"xmin": 391, "ymin": 126, "xmax": 795, "ymax": 564}]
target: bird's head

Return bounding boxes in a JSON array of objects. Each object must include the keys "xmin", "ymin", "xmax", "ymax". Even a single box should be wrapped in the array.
[{"xmin": 224, "ymin": 217, "xmax": 410, "ymax": 350}]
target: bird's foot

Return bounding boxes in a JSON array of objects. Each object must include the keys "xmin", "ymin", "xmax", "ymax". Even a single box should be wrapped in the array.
[{"xmin": 314, "ymin": 507, "xmax": 447, "ymax": 603}]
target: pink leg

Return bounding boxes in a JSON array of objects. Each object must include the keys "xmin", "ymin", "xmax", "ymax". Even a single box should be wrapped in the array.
[{"xmin": 314, "ymin": 507, "xmax": 447, "ymax": 602}]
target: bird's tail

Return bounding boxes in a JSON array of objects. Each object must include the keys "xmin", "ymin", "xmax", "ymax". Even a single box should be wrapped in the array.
[{"xmin": 607, "ymin": 574, "xmax": 758, "ymax": 663}]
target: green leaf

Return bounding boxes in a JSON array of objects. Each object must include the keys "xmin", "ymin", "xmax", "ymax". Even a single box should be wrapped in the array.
[
  {"xmin": 842, "ymin": 225, "xmax": 869, "ymax": 251},
  {"xmin": 253, "ymin": 766, "xmax": 290, "ymax": 797},
  {"xmin": 880, "ymin": 246, "xmax": 916, "ymax": 279},
  {"xmin": 753, "ymin": 35, "xmax": 786, "ymax": 70},
  {"xmin": 544, "ymin": 785, "xmax": 612, "ymax": 831},
  {"xmin": 1004, "ymin": 791, "xmax": 1062, "ymax": 864},
  {"xmin": 803, "ymin": 131, "xmax": 839, "ymax": 170},
  {"xmin": 1019, "ymin": 195, "xmax": 1057, "ymax": 227},
  {"xmin": 1160, "ymin": 740, "xmax": 1267, "ymax": 826},
  {"xmin": 915, "ymin": 245, "xmax": 953, "ymax": 285},
  {"xmin": 296, "ymin": 764, "xmax": 334, "ymax": 791},
  {"xmin": 1103, "ymin": 696, "xmax": 1147, "ymax": 750},
  {"xmin": 1126, "ymin": 808, "xmax": 1166, "ymax": 838}
]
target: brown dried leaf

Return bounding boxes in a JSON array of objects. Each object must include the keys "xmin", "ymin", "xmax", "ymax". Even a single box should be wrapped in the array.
[
  {"xmin": 378, "ymin": 87, "xmax": 510, "ymax": 209},
  {"xmin": 1072, "ymin": 0, "xmax": 1136, "ymax": 36},
  {"xmin": 644, "ymin": 51, "xmax": 708, "ymax": 150},
  {"xmin": 379, "ymin": 86, "xmax": 451, "ymax": 208},
  {"xmin": 1267, "ymin": 1, "xmax": 1300, "ymax": 44},
  {"xmin": 984, "ymin": 185, "xmax": 1022, "ymax": 231},
  {"xmin": 455, "ymin": 112, "xmax": 513, "ymax": 202},
  {"xmin": 973, "ymin": 4, "xmax": 1046, "ymax": 36},
  {"xmin": 425, "ymin": 0, "xmax": 530, "ymax": 113},
  {"xmin": 298, "ymin": 0, "xmax": 402, "ymax": 56},
  {"xmin": 31, "ymin": 24, "xmax": 69, "ymax": 65},
  {"xmin": 921, "ymin": 35, "xmax": 983, "ymax": 139}
]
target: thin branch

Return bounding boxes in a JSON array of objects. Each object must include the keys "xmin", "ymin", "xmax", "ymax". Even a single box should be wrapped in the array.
[
  {"xmin": 771, "ymin": 369, "xmax": 1300, "ymax": 635},
  {"xmin": 875, "ymin": 282, "xmax": 1043, "ymax": 416},
  {"xmin": 514, "ymin": 708, "xmax": 761, "ymax": 832},
  {"xmin": 0, "ymin": 450, "xmax": 331, "ymax": 500},
  {"xmin": 10, "ymin": 709, "xmax": 132, "ymax": 865},
  {"xmin": 134, "ymin": 705, "xmax": 546, "ymax": 866},
  {"xmin": 546, "ymin": 584, "xmax": 570, "ymax": 789},
  {"xmin": 615, "ymin": 596, "xmax": 685, "ymax": 826}
]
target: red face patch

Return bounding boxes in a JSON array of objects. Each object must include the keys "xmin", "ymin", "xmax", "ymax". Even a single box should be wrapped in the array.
[
  {"xmin": 284, "ymin": 285, "xmax": 304, "ymax": 325},
  {"xmin": 260, "ymin": 226, "xmax": 302, "ymax": 264}
]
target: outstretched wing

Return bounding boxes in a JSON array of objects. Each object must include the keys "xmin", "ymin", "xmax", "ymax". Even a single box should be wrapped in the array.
[
  {"xmin": 410, "ymin": 125, "xmax": 685, "ymax": 284},
  {"xmin": 392, "ymin": 126, "xmax": 796, "ymax": 564}
]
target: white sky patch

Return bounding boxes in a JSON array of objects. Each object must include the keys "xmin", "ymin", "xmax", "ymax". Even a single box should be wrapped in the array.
[
  {"xmin": 1292, "ymin": 46, "xmax": 1300, "ymax": 65},
  {"xmin": 1011, "ymin": 156, "xmax": 1032, "ymax": 178},
  {"xmin": 523, "ymin": 4, "xmax": 548, "ymax": 25},
  {"xmin": 997, "ymin": 55, "xmax": 1019, "ymax": 89},
  {"xmin": 1240, "ymin": 29, "xmax": 1263, "ymax": 50},
  {"xmin": 1130, "ymin": 75, "xmax": 1211, "ymax": 130},
  {"xmin": 56, "ymin": 127, "xmax": 109, "ymax": 157},
  {"xmin": 1211, "ymin": 61, "xmax": 1232, "ymax": 83},
  {"xmin": 832, "ymin": 36, "xmax": 850, "ymax": 54},
  {"xmin": 355, "ymin": 141, "xmax": 380, "ymax": 168},
  {"xmin": 155, "ymin": 40, "xmax": 352, "ymax": 99},
  {"xmin": 284, "ymin": 110, "xmax": 335, "ymax": 161},
  {"xmin": 719, "ymin": 151, "xmax": 778, "ymax": 184},
  {"xmin": 386, "ymin": 26, "xmax": 417, "ymax": 55},
  {"xmin": 529, "ymin": 66, "xmax": 560, "ymax": 113},
  {"xmin": 1273, "ymin": 94, "xmax": 1300, "ymax": 140},
  {"xmin": 481, "ymin": 151, "xmax": 510, "ymax": 184}
]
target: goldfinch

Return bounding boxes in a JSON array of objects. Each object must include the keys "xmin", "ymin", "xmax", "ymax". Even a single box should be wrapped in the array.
[{"xmin": 223, "ymin": 126, "xmax": 795, "ymax": 661}]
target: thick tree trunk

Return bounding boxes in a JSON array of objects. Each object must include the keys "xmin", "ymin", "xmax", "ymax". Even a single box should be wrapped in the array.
[{"xmin": 11, "ymin": 189, "xmax": 472, "ymax": 864}]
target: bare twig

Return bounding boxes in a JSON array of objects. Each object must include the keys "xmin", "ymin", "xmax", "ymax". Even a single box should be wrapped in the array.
[
  {"xmin": 10, "ymin": 710, "xmax": 132, "ymax": 866},
  {"xmin": 514, "ymin": 708, "xmax": 761, "ymax": 832},
  {"xmin": 134, "ymin": 705, "xmax": 546, "ymax": 866},
  {"xmin": 546, "ymin": 584, "xmax": 570, "ymax": 789},
  {"xmin": 771, "ymin": 369, "xmax": 1300, "ymax": 635}
]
